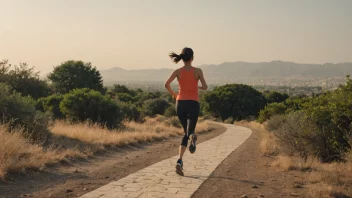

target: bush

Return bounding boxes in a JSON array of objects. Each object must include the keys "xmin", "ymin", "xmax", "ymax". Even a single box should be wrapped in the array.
[
  {"xmin": 60, "ymin": 88, "xmax": 123, "ymax": 128},
  {"xmin": 37, "ymin": 94, "xmax": 64, "ymax": 119},
  {"xmin": 270, "ymin": 112, "xmax": 321, "ymax": 160},
  {"xmin": 257, "ymin": 96, "xmax": 309, "ymax": 123},
  {"xmin": 258, "ymin": 102, "xmax": 287, "ymax": 123},
  {"xmin": 120, "ymin": 102, "xmax": 142, "ymax": 122},
  {"xmin": 269, "ymin": 76, "xmax": 352, "ymax": 162},
  {"xmin": 264, "ymin": 91, "xmax": 289, "ymax": 104},
  {"xmin": 116, "ymin": 93, "xmax": 134, "ymax": 103},
  {"xmin": 111, "ymin": 84, "xmax": 136, "ymax": 95},
  {"xmin": 301, "ymin": 83, "xmax": 352, "ymax": 162},
  {"xmin": 265, "ymin": 114, "xmax": 286, "ymax": 131},
  {"xmin": 201, "ymin": 84, "xmax": 266, "ymax": 121},
  {"xmin": 143, "ymin": 98, "xmax": 170, "ymax": 116},
  {"xmin": 284, "ymin": 97, "xmax": 309, "ymax": 113},
  {"xmin": 164, "ymin": 105, "xmax": 177, "ymax": 118},
  {"xmin": 0, "ymin": 83, "xmax": 50, "ymax": 142}
]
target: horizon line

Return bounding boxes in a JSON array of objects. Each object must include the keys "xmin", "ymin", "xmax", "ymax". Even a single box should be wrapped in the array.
[{"xmin": 103, "ymin": 60, "xmax": 352, "ymax": 71}]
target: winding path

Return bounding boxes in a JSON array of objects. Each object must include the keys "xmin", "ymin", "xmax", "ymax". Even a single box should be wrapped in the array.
[{"xmin": 80, "ymin": 123, "xmax": 252, "ymax": 198}]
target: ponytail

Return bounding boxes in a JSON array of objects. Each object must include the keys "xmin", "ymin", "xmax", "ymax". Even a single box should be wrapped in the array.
[
  {"xmin": 169, "ymin": 47, "xmax": 194, "ymax": 64},
  {"xmin": 169, "ymin": 52, "xmax": 182, "ymax": 64}
]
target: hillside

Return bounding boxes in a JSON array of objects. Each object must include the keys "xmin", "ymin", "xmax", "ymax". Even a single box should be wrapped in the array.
[{"xmin": 100, "ymin": 61, "xmax": 352, "ymax": 87}]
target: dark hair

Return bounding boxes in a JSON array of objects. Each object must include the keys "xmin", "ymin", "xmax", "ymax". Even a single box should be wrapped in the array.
[{"xmin": 169, "ymin": 47, "xmax": 194, "ymax": 64}]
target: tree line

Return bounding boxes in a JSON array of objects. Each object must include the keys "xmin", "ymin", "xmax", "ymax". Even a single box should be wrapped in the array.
[{"xmin": 2, "ymin": 59, "xmax": 350, "ymax": 163}]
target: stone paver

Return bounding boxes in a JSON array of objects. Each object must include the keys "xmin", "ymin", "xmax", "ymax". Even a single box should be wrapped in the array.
[{"xmin": 81, "ymin": 124, "xmax": 252, "ymax": 198}]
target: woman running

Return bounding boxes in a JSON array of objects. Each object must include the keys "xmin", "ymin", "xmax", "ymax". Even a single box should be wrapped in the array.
[{"xmin": 164, "ymin": 47, "xmax": 208, "ymax": 176}]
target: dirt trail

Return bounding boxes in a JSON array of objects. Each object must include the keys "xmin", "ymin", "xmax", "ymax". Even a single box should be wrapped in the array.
[
  {"xmin": 0, "ymin": 124, "xmax": 226, "ymax": 198},
  {"xmin": 192, "ymin": 127, "xmax": 309, "ymax": 198}
]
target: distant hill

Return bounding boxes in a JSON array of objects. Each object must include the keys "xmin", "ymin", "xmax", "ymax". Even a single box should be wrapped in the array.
[{"xmin": 100, "ymin": 61, "xmax": 352, "ymax": 86}]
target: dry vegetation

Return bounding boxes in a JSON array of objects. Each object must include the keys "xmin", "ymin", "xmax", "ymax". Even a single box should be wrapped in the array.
[
  {"xmin": 0, "ymin": 116, "xmax": 213, "ymax": 180},
  {"xmin": 0, "ymin": 125, "xmax": 84, "ymax": 180},
  {"xmin": 51, "ymin": 116, "xmax": 212, "ymax": 146},
  {"xmin": 307, "ymin": 159, "xmax": 352, "ymax": 198},
  {"xmin": 235, "ymin": 121, "xmax": 279, "ymax": 157},
  {"xmin": 236, "ymin": 121, "xmax": 352, "ymax": 198}
]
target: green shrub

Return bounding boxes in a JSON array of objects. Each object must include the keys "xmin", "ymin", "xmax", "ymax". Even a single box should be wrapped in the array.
[
  {"xmin": 120, "ymin": 102, "xmax": 142, "ymax": 122},
  {"xmin": 143, "ymin": 98, "xmax": 170, "ymax": 116},
  {"xmin": 37, "ymin": 94, "xmax": 64, "ymax": 119},
  {"xmin": 135, "ymin": 92, "xmax": 162, "ymax": 106},
  {"xmin": 301, "ymin": 82, "xmax": 352, "ymax": 162},
  {"xmin": 269, "ymin": 76, "xmax": 352, "ymax": 162},
  {"xmin": 60, "ymin": 88, "xmax": 123, "ymax": 128},
  {"xmin": 257, "ymin": 96, "xmax": 309, "ymax": 124},
  {"xmin": 0, "ymin": 83, "xmax": 50, "ymax": 142},
  {"xmin": 284, "ymin": 97, "xmax": 309, "ymax": 113},
  {"xmin": 258, "ymin": 102, "xmax": 287, "ymax": 123},
  {"xmin": 270, "ymin": 111, "xmax": 319, "ymax": 160},
  {"xmin": 116, "ymin": 93, "xmax": 134, "ymax": 103},
  {"xmin": 164, "ymin": 105, "xmax": 177, "ymax": 118},
  {"xmin": 265, "ymin": 114, "xmax": 286, "ymax": 131},
  {"xmin": 264, "ymin": 91, "xmax": 289, "ymax": 104},
  {"xmin": 201, "ymin": 84, "xmax": 266, "ymax": 121},
  {"xmin": 111, "ymin": 84, "xmax": 136, "ymax": 96}
]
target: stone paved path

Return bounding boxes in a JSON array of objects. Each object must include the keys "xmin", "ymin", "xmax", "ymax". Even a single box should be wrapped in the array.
[{"xmin": 80, "ymin": 124, "xmax": 252, "ymax": 198}]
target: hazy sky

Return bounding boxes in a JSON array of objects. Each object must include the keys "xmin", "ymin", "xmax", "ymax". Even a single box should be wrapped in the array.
[{"xmin": 1, "ymin": 0, "xmax": 351, "ymax": 74}]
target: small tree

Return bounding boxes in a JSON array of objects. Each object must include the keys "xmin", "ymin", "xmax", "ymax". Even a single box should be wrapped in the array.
[
  {"xmin": 48, "ymin": 60, "xmax": 104, "ymax": 94},
  {"xmin": 0, "ymin": 60, "xmax": 51, "ymax": 99}
]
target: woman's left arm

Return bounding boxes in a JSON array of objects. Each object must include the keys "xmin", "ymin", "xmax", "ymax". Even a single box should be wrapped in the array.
[{"xmin": 164, "ymin": 69, "xmax": 178, "ymax": 99}]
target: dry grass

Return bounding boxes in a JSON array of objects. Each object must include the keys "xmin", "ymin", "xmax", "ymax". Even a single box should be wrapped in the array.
[
  {"xmin": 0, "ymin": 117, "xmax": 214, "ymax": 180},
  {"xmin": 50, "ymin": 117, "xmax": 213, "ymax": 146},
  {"xmin": 271, "ymin": 155, "xmax": 295, "ymax": 170},
  {"xmin": 235, "ymin": 121, "xmax": 279, "ymax": 156},
  {"xmin": 0, "ymin": 125, "xmax": 84, "ymax": 180},
  {"xmin": 271, "ymin": 155, "xmax": 316, "ymax": 171},
  {"xmin": 307, "ymin": 159, "xmax": 352, "ymax": 197}
]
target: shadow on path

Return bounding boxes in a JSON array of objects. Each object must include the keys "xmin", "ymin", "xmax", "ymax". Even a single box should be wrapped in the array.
[{"xmin": 184, "ymin": 174, "xmax": 263, "ymax": 186}]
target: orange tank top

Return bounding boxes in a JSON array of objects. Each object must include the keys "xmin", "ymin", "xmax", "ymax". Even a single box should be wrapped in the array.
[{"xmin": 176, "ymin": 67, "xmax": 199, "ymax": 101}]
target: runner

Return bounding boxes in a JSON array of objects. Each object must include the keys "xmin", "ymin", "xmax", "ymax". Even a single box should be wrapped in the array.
[{"xmin": 164, "ymin": 47, "xmax": 208, "ymax": 176}]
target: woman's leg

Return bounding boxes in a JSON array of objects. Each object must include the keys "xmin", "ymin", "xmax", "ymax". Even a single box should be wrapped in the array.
[
  {"xmin": 187, "ymin": 101, "xmax": 200, "ymax": 153},
  {"xmin": 187, "ymin": 101, "xmax": 200, "ymax": 136},
  {"xmin": 176, "ymin": 101, "xmax": 188, "ymax": 160}
]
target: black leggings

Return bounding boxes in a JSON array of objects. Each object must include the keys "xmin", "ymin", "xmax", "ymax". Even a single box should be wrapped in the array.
[{"xmin": 175, "ymin": 100, "xmax": 200, "ymax": 147}]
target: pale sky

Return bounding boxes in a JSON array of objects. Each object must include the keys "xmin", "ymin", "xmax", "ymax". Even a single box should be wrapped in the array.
[{"xmin": 1, "ymin": 0, "xmax": 351, "ymax": 74}]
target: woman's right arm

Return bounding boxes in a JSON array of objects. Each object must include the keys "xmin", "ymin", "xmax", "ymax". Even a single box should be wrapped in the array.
[{"xmin": 198, "ymin": 68, "xmax": 208, "ymax": 90}]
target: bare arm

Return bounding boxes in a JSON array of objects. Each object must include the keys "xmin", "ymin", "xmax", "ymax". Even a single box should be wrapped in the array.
[
  {"xmin": 164, "ymin": 69, "xmax": 179, "ymax": 98},
  {"xmin": 197, "ymin": 68, "xmax": 208, "ymax": 90}
]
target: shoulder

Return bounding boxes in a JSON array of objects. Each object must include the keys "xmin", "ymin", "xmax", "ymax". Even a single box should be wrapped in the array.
[
  {"xmin": 194, "ymin": 67, "xmax": 203, "ymax": 74},
  {"xmin": 172, "ymin": 68, "xmax": 181, "ymax": 76}
]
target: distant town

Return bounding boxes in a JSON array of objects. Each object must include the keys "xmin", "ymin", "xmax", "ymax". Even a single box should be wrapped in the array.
[{"xmin": 106, "ymin": 76, "xmax": 346, "ymax": 97}]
